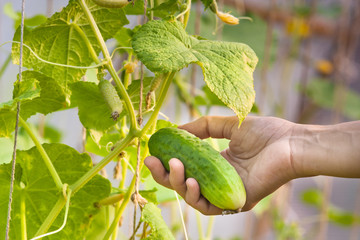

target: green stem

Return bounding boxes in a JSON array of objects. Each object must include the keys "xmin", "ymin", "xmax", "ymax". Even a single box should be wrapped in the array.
[
  {"xmin": 34, "ymin": 196, "xmax": 67, "ymax": 237},
  {"xmin": 120, "ymin": 156, "xmax": 128, "ymax": 189},
  {"xmin": 71, "ymin": 23, "xmax": 100, "ymax": 64},
  {"xmin": 78, "ymin": 0, "xmax": 138, "ymax": 130},
  {"xmin": 0, "ymin": 54, "xmax": 12, "ymax": 81},
  {"xmin": 205, "ymin": 216, "xmax": 215, "ymax": 240},
  {"xmin": 183, "ymin": 0, "xmax": 192, "ymax": 29},
  {"xmin": 20, "ymin": 186, "xmax": 27, "ymax": 240},
  {"xmin": 195, "ymin": 211, "xmax": 204, "ymax": 240},
  {"xmin": 110, "ymin": 153, "xmax": 129, "ymax": 240},
  {"xmin": 176, "ymin": 0, "xmax": 191, "ymax": 22},
  {"xmin": 103, "ymin": 176, "xmax": 136, "ymax": 240},
  {"xmin": 19, "ymin": 117, "xmax": 63, "ymax": 190},
  {"xmin": 70, "ymin": 133, "xmax": 134, "ymax": 193},
  {"xmin": 149, "ymin": 0, "xmax": 154, "ymax": 20},
  {"xmin": 139, "ymin": 71, "xmax": 175, "ymax": 136}
]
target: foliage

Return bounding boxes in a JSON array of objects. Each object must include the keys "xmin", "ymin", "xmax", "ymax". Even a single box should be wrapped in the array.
[{"xmin": 0, "ymin": 0, "xmax": 258, "ymax": 239}]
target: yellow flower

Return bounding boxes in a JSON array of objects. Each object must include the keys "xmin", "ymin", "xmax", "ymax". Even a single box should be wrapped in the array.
[
  {"xmin": 286, "ymin": 17, "xmax": 310, "ymax": 38},
  {"xmin": 124, "ymin": 61, "xmax": 137, "ymax": 74},
  {"xmin": 216, "ymin": 11, "xmax": 239, "ymax": 25},
  {"xmin": 315, "ymin": 60, "xmax": 333, "ymax": 75}
]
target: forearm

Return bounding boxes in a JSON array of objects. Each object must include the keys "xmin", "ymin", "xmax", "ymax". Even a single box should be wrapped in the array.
[{"xmin": 291, "ymin": 121, "xmax": 360, "ymax": 178}]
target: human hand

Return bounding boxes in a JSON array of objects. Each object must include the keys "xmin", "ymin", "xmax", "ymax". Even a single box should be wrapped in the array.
[{"xmin": 145, "ymin": 116, "xmax": 298, "ymax": 215}]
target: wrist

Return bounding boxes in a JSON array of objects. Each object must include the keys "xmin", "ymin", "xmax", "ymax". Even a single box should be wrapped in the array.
[{"xmin": 289, "ymin": 123, "xmax": 329, "ymax": 178}]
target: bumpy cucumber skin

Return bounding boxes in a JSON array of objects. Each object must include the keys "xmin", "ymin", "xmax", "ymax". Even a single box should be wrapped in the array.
[
  {"xmin": 148, "ymin": 128, "xmax": 246, "ymax": 211},
  {"xmin": 98, "ymin": 79, "xmax": 123, "ymax": 121}
]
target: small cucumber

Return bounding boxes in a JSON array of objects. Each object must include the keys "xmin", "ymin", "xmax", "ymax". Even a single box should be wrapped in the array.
[
  {"xmin": 148, "ymin": 127, "xmax": 246, "ymax": 212},
  {"xmin": 98, "ymin": 79, "xmax": 123, "ymax": 121},
  {"xmin": 92, "ymin": 0, "xmax": 131, "ymax": 8}
]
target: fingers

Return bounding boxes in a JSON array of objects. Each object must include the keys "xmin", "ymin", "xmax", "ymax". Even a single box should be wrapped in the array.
[
  {"xmin": 168, "ymin": 159, "xmax": 187, "ymax": 196},
  {"xmin": 144, "ymin": 157, "xmax": 223, "ymax": 215},
  {"xmin": 179, "ymin": 116, "xmax": 238, "ymax": 140},
  {"xmin": 144, "ymin": 156, "xmax": 172, "ymax": 189},
  {"xmin": 185, "ymin": 178, "xmax": 223, "ymax": 215}
]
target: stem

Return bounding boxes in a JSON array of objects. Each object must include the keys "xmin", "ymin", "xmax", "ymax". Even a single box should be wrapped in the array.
[
  {"xmin": 98, "ymin": 193, "xmax": 124, "ymax": 206},
  {"xmin": 120, "ymin": 157, "xmax": 128, "ymax": 189},
  {"xmin": 70, "ymin": 133, "xmax": 134, "ymax": 193},
  {"xmin": 20, "ymin": 186, "xmax": 27, "ymax": 240},
  {"xmin": 139, "ymin": 71, "xmax": 175, "ymax": 136},
  {"xmin": 71, "ymin": 23, "xmax": 100, "ymax": 64},
  {"xmin": 195, "ymin": 211, "xmax": 204, "ymax": 240},
  {"xmin": 19, "ymin": 117, "xmax": 63, "ymax": 190},
  {"xmin": 34, "ymin": 196, "xmax": 67, "ymax": 237},
  {"xmin": 0, "ymin": 54, "xmax": 11, "ymax": 81},
  {"xmin": 110, "ymin": 158, "xmax": 127, "ymax": 240},
  {"xmin": 205, "ymin": 216, "xmax": 215, "ymax": 240},
  {"xmin": 176, "ymin": 0, "xmax": 191, "ymax": 21},
  {"xmin": 103, "ymin": 176, "xmax": 136, "ymax": 240},
  {"xmin": 78, "ymin": 0, "xmax": 138, "ymax": 130},
  {"xmin": 183, "ymin": 0, "xmax": 192, "ymax": 29},
  {"xmin": 149, "ymin": 0, "xmax": 154, "ymax": 20}
]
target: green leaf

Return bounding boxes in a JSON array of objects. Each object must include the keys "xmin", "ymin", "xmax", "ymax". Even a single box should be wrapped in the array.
[
  {"xmin": 123, "ymin": 139, "xmax": 151, "ymax": 179},
  {"xmin": 12, "ymin": 0, "xmax": 129, "ymax": 98},
  {"xmin": 124, "ymin": 0, "xmax": 145, "ymax": 15},
  {"xmin": 328, "ymin": 206, "xmax": 358, "ymax": 226},
  {"xmin": 155, "ymin": 119, "xmax": 177, "ymax": 131},
  {"xmin": 305, "ymin": 78, "xmax": 360, "ymax": 120},
  {"xmin": 187, "ymin": 12, "xmax": 277, "ymax": 67},
  {"xmin": 301, "ymin": 189, "xmax": 323, "ymax": 207},
  {"xmin": 145, "ymin": 176, "xmax": 178, "ymax": 203},
  {"xmin": 71, "ymin": 81, "xmax": 117, "ymax": 131},
  {"xmin": 151, "ymin": 0, "xmax": 181, "ymax": 18},
  {"xmin": 132, "ymin": 20, "xmax": 258, "ymax": 122},
  {"xmin": 114, "ymin": 27, "xmax": 134, "ymax": 49},
  {"xmin": 3, "ymin": 3, "xmax": 18, "ymax": 20},
  {"xmin": 140, "ymin": 188, "xmax": 158, "ymax": 204},
  {"xmin": 3, "ymin": 2, "xmax": 47, "ymax": 29},
  {"xmin": 85, "ymin": 206, "xmax": 110, "ymax": 240},
  {"xmin": 0, "ymin": 108, "xmax": 17, "ymax": 138},
  {"xmin": 126, "ymin": 77, "xmax": 155, "ymax": 111},
  {"xmin": 141, "ymin": 203, "xmax": 175, "ymax": 240},
  {"xmin": 200, "ymin": 0, "xmax": 213, "ymax": 9},
  {"xmin": 0, "ymin": 138, "xmax": 14, "ymax": 164},
  {"xmin": 17, "ymin": 71, "xmax": 67, "ymax": 119},
  {"xmin": 0, "ymin": 143, "xmax": 111, "ymax": 239}
]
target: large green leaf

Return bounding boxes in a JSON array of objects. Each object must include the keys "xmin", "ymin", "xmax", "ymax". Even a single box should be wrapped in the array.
[
  {"xmin": 132, "ymin": 20, "xmax": 257, "ymax": 122},
  {"xmin": 0, "ymin": 71, "xmax": 66, "ymax": 137},
  {"xmin": 0, "ymin": 143, "xmax": 111, "ymax": 239},
  {"xmin": 12, "ymin": 0, "xmax": 129, "ymax": 97},
  {"xmin": 141, "ymin": 203, "xmax": 175, "ymax": 240},
  {"xmin": 17, "ymin": 71, "xmax": 67, "ymax": 119}
]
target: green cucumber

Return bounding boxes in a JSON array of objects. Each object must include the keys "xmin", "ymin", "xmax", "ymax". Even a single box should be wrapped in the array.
[
  {"xmin": 92, "ymin": 0, "xmax": 131, "ymax": 8},
  {"xmin": 98, "ymin": 79, "xmax": 123, "ymax": 121},
  {"xmin": 148, "ymin": 127, "xmax": 246, "ymax": 212}
]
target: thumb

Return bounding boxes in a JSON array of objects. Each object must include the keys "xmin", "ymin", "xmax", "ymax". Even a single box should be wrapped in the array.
[{"xmin": 178, "ymin": 116, "xmax": 238, "ymax": 140}]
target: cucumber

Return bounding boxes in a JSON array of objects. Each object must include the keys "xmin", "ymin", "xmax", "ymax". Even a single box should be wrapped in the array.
[
  {"xmin": 148, "ymin": 127, "xmax": 246, "ymax": 212},
  {"xmin": 92, "ymin": 0, "xmax": 131, "ymax": 8},
  {"xmin": 98, "ymin": 79, "xmax": 123, "ymax": 121}
]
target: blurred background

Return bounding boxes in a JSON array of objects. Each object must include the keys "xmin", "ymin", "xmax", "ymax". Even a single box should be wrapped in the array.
[{"xmin": 0, "ymin": 0, "xmax": 359, "ymax": 239}]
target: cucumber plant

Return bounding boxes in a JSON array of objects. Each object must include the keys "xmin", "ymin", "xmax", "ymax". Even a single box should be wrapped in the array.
[{"xmin": 0, "ymin": 0, "xmax": 257, "ymax": 239}]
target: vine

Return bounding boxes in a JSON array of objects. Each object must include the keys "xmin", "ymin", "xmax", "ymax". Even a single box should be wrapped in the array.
[{"xmin": 0, "ymin": 0, "xmax": 258, "ymax": 239}]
